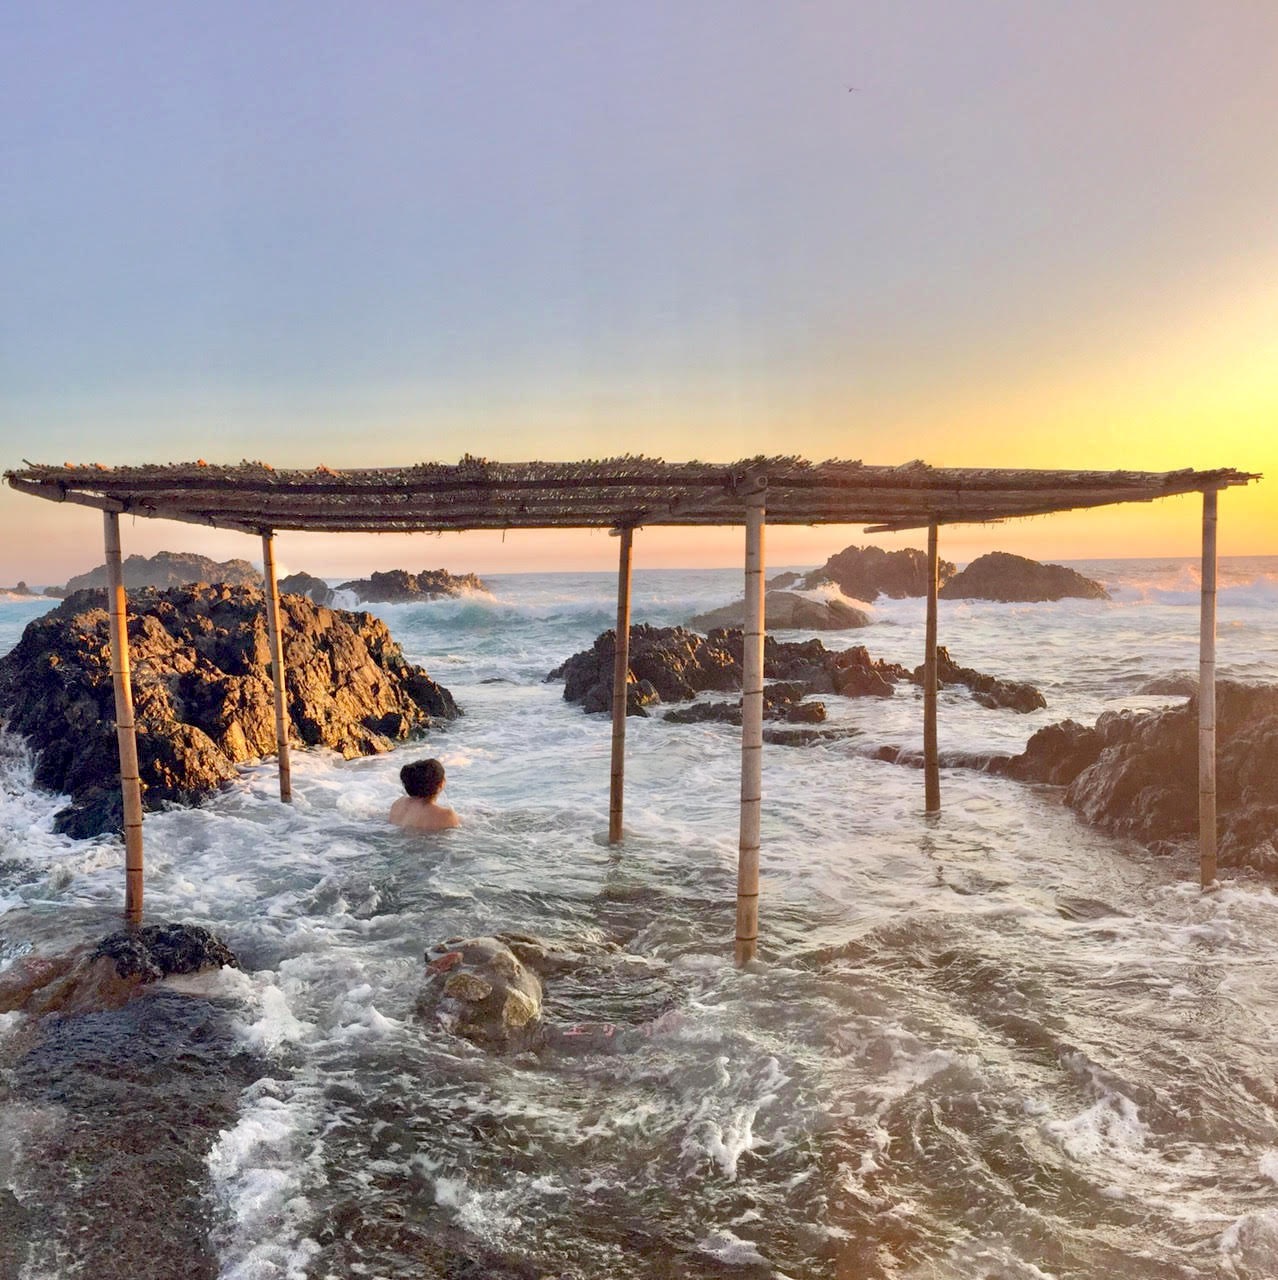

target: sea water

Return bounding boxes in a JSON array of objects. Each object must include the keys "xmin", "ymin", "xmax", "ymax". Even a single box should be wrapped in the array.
[{"xmin": 1, "ymin": 558, "xmax": 1277, "ymax": 1278}]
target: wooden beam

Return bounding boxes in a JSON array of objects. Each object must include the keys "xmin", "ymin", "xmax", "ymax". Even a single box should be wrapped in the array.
[
  {"xmin": 260, "ymin": 531, "xmax": 293, "ymax": 803},
  {"xmin": 924, "ymin": 521, "xmax": 940, "ymax": 813},
  {"xmin": 735, "ymin": 489, "xmax": 766, "ymax": 967},
  {"xmin": 5, "ymin": 477, "xmax": 262, "ymax": 535},
  {"xmin": 1199, "ymin": 489, "xmax": 1218, "ymax": 887},
  {"xmin": 103, "ymin": 512, "xmax": 145, "ymax": 924},
  {"xmin": 608, "ymin": 527, "xmax": 634, "ymax": 843}
]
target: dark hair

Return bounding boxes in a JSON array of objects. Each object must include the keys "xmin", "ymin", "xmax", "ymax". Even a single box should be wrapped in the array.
[{"xmin": 401, "ymin": 758, "xmax": 446, "ymax": 801}]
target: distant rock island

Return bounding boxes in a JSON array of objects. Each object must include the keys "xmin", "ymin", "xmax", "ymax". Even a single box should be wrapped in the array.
[
  {"xmin": 0, "ymin": 584, "xmax": 459, "ymax": 837},
  {"xmin": 1, "ymin": 581, "xmax": 60, "ymax": 598},
  {"xmin": 802, "ymin": 543, "xmax": 957, "ymax": 600},
  {"xmin": 278, "ymin": 571, "xmax": 335, "ymax": 606},
  {"xmin": 940, "ymin": 551, "xmax": 1109, "ymax": 602},
  {"xmin": 336, "ymin": 568, "xmax": 488, "ymax": 603},
  {"xmin": 61, "ymin": 550, "xmax": 262, "ymax": 595},
  {"xmin": 688, "ymin": 590, "xmax": 869, "ymax": 632}
]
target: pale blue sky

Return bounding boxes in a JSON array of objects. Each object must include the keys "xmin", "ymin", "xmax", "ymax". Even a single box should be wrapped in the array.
[{"xmin": 2, "ymin": 1, "xmax": 1274, "ymax": 577}]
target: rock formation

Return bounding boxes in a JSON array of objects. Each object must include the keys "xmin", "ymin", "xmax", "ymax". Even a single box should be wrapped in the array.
[
  {"xmin": 992, "ymin": 682, "xmax": 1278, "ymax": 871},
  {"xmin": 336, "ymin": 568, "xmax": 487, "ymax": 603},
  {"xmin": 688, "ymin": 590, "xmax": 870, "ymax": 632},
  {"xmin": 916, "ymin": 646, "xmax": 1047, "ymax": 713},
  {"xmin": 418, "ymin": 937, "xmax": 544, "ymax": 1048},
  {"xmin": 0, "ymin": 922, "xmax": 238, "ymax": 1016},
  {"xmin": 278, "ymin": 570, "xmax": 335, "ymax": 606},
  {"xmin": 548, "ymin": 626, "xmax": 1044, "ymax": 726},
  {"xmin": 802, "ymin": 543, "xmax": 956, "ymax": 600},
  {"xmin": 63, "ymin": 550, "xmax": 262, "ymax": 594},
  {"xmin": 940, "ymin": 551, "xmax": 1109, "ymax": 602},
  {"xmin": 0, "ymin": 584, "xmax": 458, "ymax": 837}
]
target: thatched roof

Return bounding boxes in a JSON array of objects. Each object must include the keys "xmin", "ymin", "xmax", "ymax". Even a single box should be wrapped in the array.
[{"xmin": 4, "ymin": 457, "xmax": 1259, "ymax": 536}]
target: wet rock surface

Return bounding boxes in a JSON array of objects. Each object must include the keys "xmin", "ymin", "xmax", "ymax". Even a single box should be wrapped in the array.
[
  {"xmin": 549, "ymin": 627, "xmax": 1043, "ymax": 732},
  {"xmin": 802, "ymin": 543, "xmax": 956, "ymax": 600},
  {"xmin": 916, "ymin": 646, "xmax": 1047, "ymax": 713},
  {"xmin": 940, "ymin": 551, "xmax": 1109, "ymax": 602},
  {"xmin": 278, "ymin": 570, "xmax": 334, "ymax": 606},
  {"xmin": 64, "ymin": 550, "xmax": 262, "ymax": 594},
  {"xmin": 0, "ymin": 584, "xmax": 458, "ymax": 836},
  {"xmin": 688, "ymin": 590, "xmax": 870, "ymax": 631},
  {"xmin": 992, "ymin": 682, "xmax": 1278, "ymax": 872},
  {"xmin": 336, "ymin": 568, "xmax": 487, "ymax": 602},
  {"xmin": 418, "ymin": 936, "xmax": 545, "ymax": 1048},
  {"xmin": 0, "ymin": 921, "xmax": 239, "ymax": 1016}
]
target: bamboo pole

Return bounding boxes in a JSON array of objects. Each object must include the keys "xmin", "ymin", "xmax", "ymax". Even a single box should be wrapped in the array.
[
  {"xmin": 103, "ymin": 512, "xmax": 145, "ymax": 923},
  {"xmin": 735, "ymin": 490, "xmax": 766, "ymax": 967},
  {"xmin": 924, "ymin": 521, "xmax": 941, "ymax": 813},
  {"xmin": 261, "ymin": 531, "xmax": 293, "ymax": 802},
  {"xmin": 1199, "ymin": 489, "xmax": 1218, "ymax": 887},
  {"xmin": 608, "ymin": 526, "xmax": 634, "ymax": 843}
]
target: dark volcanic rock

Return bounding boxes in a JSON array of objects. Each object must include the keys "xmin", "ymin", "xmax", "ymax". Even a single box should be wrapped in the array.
[
  {"xmin": 92, "ymin": 922, "xmax": 239, "ymax": 981},
  {"xmin": 0, "ymin": 921, "xmax": 238, "ymax": 1016},
  {"xmin": 64, "ymin": 550, "xmax": 261, "ymax": 593},
  {"xmin": 663, "ymin": 682, "xmax": 828, "ymax": 726},
  {"xmin": 0, "ymin": 584, "xmax": 459, "ymax": 837},
  {"xmin": 688, "ymin": 590, "xmax": 870, "ymax": 631},
  {"xmin": 940, "ymin": 552, "xmax": 1109, "ymax": 602},
  {"xmin": 912, "ymin": 646, "xmax": 1047, "ymax": 713},
  {"xmin": 336, "ymin": 568, "xmax": 487, "ymax": 603},
  {"xmin": 278, "ymin": 570, "xmax": 334, "ymax": 606},
  {"xmin": 995, "ymin": 683, "xmax": 1278, "ymax": 872},
  {"xmin": 802, "ymin": 543, "xmax": 957, "ymax": 600}
]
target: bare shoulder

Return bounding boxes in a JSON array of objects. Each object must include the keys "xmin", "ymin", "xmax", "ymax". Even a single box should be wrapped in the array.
[{"xmin": 439, "ymin": 807, "xmax": 461, "ymax": 829}]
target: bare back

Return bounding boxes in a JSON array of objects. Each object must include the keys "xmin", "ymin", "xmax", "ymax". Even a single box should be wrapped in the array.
[{"xmin": 390, "ymin": 795, "xmax": 461, "ymax": 832}]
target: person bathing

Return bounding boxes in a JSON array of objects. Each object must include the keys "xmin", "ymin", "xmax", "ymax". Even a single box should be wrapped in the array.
[{"xmin": 390, "ymin": 758, "xmax": 460, "ymax": 832}]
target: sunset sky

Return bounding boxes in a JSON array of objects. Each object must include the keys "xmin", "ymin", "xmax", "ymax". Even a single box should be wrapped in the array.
[{"xmin": 2, "ymin": 1, "xmax": 1274, "ymax": 581}]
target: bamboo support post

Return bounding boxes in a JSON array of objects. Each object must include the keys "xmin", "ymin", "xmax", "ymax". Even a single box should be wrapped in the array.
[
  {"xmin": 103, "ymin": 512, "xmax": 145, "ymax": 924},
  {"xmin": 261, "ymin": 531, "xmax": 293, "ymax": 802},
  {"xmin": 924, "ymin": 521, "xmax": 941, "ymax": 813},
  {"xmin": 735, "ymin": 490, "xmax": 766, "ymax": 967},
  {"xmin": 608, "ymin": 526, "xmax": 634, "ymax": 843},
  {"xmin": 1199, "ymin": 489, "xmax": 1218, "ymax": 887}
]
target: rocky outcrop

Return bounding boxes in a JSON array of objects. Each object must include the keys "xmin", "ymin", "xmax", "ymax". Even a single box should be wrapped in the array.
[
  {"xmin": 688, "ymin": 590, "xmax": 869, "ymax": 632},
  {"xmin": 418, "ymin": 937, "xmax": 544, "ymax": 1048},
  {"xmin": 336, "ymin": 568, "xmax": 487, "ymax": 603},
  {"xmin": 803, "ymin": 543, "xmax": 956, "ymax": 600},
  {"xmin": 548, "ymin": 626, "xmax": 1042, "ymax": 725},
  {"xmin": 993, "ymin": 683, "xmax": 1278, "ymax": 872},
  {"xmin": 915, "ymin": 646, "xmax": 1047, "ymax": 713},
  {"xmin": 278, "ymin": 570, "xmax": 334, "ymax": 606},
  {"xmin": 940, "ymin": 552, "xmax": 1109, "ymax": 602},
  {"xmin": 0, "ymin": 584, "xmax": 458, "ymax": 837},
  {"xmin": 64, "ymin": 550, "xmax": 261, "ymax": 593},
  {"xmin": 0, "ymin": 922, "xmax": 238, "ymax": 1016}
]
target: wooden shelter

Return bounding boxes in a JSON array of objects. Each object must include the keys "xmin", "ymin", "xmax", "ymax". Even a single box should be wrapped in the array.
[{"xmin": 5, "ymin": 457, "xmax": 1260, "ymax": 961}]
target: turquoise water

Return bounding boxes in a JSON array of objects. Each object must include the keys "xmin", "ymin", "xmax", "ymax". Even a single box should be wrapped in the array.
[{"xmin": 1, "ymin": 557, "xmax": 1277, "ymax": 1278}]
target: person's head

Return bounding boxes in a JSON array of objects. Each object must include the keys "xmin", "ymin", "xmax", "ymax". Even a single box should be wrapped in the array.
[{"xmin": 401, "ymin": 758, "xmax": 446, "ymax": 801}]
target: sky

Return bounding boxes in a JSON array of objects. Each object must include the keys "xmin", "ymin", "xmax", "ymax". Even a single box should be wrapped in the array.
[{"xmin": 1, "ymin": 1, "xmax": 1274, "ymax": 582}]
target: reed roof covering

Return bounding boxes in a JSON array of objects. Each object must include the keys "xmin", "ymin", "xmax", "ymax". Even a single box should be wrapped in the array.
[{"xmin": 5, "ymin": 458, "xmax": 1259, "ymax": 536}]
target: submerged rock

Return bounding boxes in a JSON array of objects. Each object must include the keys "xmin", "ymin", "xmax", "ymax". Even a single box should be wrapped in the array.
[
  {"xmin": 688, "ymin": 590, "xmax": 870, "ymax": 632},
  {"xmin": 994, "ymin": 682, "xmax": 1278, "ymax": 872},
  {"xmin": 336, "ymin": 568, "xmax": 487, "ymax": 603},
  {"xmin": 63, "ymin": 550, "xmax": 262, "ymax": 593},
  {"xmin": 418, "ymin": 937, "xmax": 544, "ymax": 1048},
  {"xmin": 802, "ymin": 543, "xmax": 956, "ymax": 600},
  {"xmin": 0, "ymin": 583, "xmax": 459, "ymax": 836},
  {"xmin": 0, "ymin": 921, "xmax": 239, "ymax": 1016},
  {"xmin": 940, "ymin": 551, "xmax": 1109, "ymax": 602}
]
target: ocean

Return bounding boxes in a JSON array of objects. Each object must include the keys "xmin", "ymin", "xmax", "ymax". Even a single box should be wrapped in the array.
[{"xmin": 1, "ymin": 556, "xmax": 1277, "ymax": 1279}]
